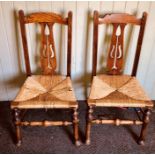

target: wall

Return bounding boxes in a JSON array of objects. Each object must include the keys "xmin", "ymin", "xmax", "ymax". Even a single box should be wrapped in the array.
[{"xmin": 0, "ymin": 1, "xmax": 155, "ymax": 101}]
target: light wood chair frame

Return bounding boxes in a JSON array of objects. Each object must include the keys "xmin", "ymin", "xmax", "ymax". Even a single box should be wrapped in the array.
[
  {"xmin": 11, "ymin": 10, "xmax": 81, "ymax": 146},
  {"xmin": 86, "ymin": 10, "xmax": 153, "ymax": 146}
]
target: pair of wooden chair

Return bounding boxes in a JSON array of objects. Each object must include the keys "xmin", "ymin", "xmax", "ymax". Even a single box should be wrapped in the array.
[{"xmin": 11, "ymin": 10, "xmax": 153, "ymax": 147}]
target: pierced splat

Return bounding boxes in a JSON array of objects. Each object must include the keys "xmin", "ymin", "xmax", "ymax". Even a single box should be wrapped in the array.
[
  {"xmin": 107, "ymin": 24, "xmax": 126, "ymax": 75},
  {"xmin": 40, "ymin": 23, "xmax": 57, "ymax": 75}
]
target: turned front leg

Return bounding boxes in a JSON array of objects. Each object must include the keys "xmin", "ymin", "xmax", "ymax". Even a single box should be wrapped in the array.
[
  {"xmin": 13, "ymin": 108, "xmax": 22, "ymax": 146},
  {"xmin": 86, "ymin": 106, "xmax": 93, "ymax": 145},
  {"xmin": 73, "ymin": 108, "xmax": 81, "ymax": 146},
  {"xmin": 138, "ymin": 108, "xmax": 151, "ymax": 145}
]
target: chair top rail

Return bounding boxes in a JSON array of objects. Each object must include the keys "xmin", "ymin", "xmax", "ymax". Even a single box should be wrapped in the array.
[
  {"xmin": 98, "ymin": 13, "xmax": 142, "ymax": 25},
  {"xmin": 23, "ymin": 12, "xmax": 68, "ymax": 25}
]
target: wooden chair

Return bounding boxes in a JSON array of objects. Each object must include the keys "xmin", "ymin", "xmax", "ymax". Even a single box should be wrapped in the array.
[
  {"xmin": 11, "ymin": 10, "xmax": 81, "ymax": 146},
  {"xmin": 86, "ymin": 11, "xmax": 154, "ymax": 145}
]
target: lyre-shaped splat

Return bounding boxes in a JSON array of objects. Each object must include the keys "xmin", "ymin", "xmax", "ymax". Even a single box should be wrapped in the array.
[
  {"xmin": 107, "ymin": 24, "xmax": 126, "ymax": 75},
  {"xmin": 40, "ymin": 23, "xmax": 57, "ymax": 75}
]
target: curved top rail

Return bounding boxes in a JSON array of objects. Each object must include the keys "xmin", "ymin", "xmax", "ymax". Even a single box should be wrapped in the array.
[
  {"xmin": 98, "ymin": 13, "xmax": 142, "ymax": 25},
  {"xmin": 22, "ymin": 11, "xmax": 68, "ymax": 25}
]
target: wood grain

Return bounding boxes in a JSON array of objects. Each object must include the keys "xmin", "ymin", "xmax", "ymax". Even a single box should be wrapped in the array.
[
  {"xmin": 98, "ymin": 13, "xmax": 141, "ymax": 25},
  {"xmin": 25, "ymin": 12, "xmax": 68, "ymax": 24}
]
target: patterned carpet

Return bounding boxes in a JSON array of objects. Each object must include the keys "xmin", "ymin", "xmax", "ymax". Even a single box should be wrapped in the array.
[{"xmin": 0, "ymin": 101, "xmax": 155, "ymax": 153}]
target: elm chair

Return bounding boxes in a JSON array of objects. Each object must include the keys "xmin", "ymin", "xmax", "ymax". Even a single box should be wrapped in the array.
[
  {"xmin": 86, "ymin": 11, "xmax": 153, "ymax": 145},
  {"xmin": 11, "ymin": 10, "xmax": 81, "ymax": 146}
]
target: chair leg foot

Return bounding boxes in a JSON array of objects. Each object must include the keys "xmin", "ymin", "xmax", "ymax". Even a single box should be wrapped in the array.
[
  {"xmin": 75, "ymin": 140, "xmax": 81, "ymax": 146},
  {"xmin": 16, "ymin": 140, "xmax": 22, "ymax": 147},
  {"xmin": 73, "ymin": 108, "xmax": 81, "ymax": 146},
  {"xmin": 138, "ymin": 108, "xmax": 151, "ymax": 146},
  {"xmin": 138, "ymin": 139, "xmax": 145, "ymax": 146},
  {"xmin": 85, "ymin": 106, "xmax": 93, "ymax": 145},
  {"xmin": 86, "ymin": 139, "xmax": 91, "ymax": 145}
]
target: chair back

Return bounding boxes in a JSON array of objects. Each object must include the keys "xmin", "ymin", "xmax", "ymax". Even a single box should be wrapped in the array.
[
  {"xmin": 19, "ymin": 10, "xmax": 72, "ymax": 76},
  {"xmin": 92, "ymin": 11, "xmax": 147, "ymax": 76}
]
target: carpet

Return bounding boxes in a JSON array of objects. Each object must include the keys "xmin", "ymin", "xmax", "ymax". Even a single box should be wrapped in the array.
[{"xmin": 0, "ymin": 101, "xmax": 155, "ymax": 153}]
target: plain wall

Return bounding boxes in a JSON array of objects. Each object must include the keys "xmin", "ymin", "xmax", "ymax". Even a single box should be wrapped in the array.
[{"xmin": 0, "ymin": 1, "xmax": 155, "ymax": 100}]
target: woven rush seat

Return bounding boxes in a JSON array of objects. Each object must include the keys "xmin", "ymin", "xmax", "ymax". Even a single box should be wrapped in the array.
[
  {"xmin": 88, "ymin": 74, "xmax": 153, "ymax": 108},
  {"xmin": 11, "ymin": 75, "xmax": 77, "ymax": 109}
]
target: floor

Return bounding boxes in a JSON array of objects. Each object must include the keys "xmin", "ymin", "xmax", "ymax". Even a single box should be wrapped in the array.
[{"xmin": 0, "ymin": 101, "xmax": 155, "ymax": 153}]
